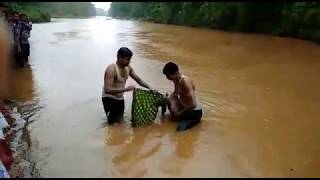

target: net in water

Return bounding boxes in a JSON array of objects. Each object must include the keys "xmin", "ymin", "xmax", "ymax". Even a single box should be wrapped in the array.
[{"xmin": 131, "ymin": 88, "xmax": 166, "ymax": 127}]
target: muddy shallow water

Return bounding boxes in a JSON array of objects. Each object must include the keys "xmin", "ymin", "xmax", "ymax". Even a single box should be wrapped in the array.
[{"xmin": 8, "ymin": 17, "xmax": 320, "ymax": 177}]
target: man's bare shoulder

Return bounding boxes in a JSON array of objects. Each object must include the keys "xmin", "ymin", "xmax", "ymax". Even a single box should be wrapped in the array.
[
  {"xmin": 105, "ymin": 64, "xmax": 116, "ymax": 73},
  {"xmin": 181, "ymin": 75, "xmax": 193, "ymax": 87},
  {"xmin": 127, "ymin": 64, "xmax": 134, "ymax": 72}
]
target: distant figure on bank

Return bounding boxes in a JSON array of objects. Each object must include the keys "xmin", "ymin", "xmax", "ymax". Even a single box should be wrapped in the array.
[
  {"xmin": 10, "ymin": 12, "xmax": 23, "ymax": 66},
  {"xmin": 19, "ymin": 14, "xmax": 32, "ymax": 64},
  {"xmin": 162, "ymin": 62, "xmax": 203, "ymax": 131},
  {"xmin": 102, "ymin": 47, "xmax": 155, "ymax": 124}
]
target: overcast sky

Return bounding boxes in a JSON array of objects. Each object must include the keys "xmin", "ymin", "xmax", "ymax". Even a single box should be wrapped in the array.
[{"xmin": 91, "ymin": 2, "xmax": 111, "ymax": 11}]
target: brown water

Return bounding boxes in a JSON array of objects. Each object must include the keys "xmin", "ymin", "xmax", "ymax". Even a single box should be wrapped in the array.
[{"xmin": 8, "ymin": 17, "xmax": 320, "ymax": 177}]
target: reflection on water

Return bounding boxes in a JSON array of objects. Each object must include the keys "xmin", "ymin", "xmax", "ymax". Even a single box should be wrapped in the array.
[
  {"xmin": 110, "ymin": 127, "xmax": 162, "ymax": 177},
  {"xmin": 175, "ymin": 127, "xmax": 200, "ymax": 159},
  {"xmin": 8, "ymin": 17, "xmax": 320, "ymax": 177},
  {"xmin": 105, "ymin": 121, "xmax": 201, "ymax": 178},
  {"xmin": 9, "ymin": 64, "xmax": 35, "ymax": 102}
]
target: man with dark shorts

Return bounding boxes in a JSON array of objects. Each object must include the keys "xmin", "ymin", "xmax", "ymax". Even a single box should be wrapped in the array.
[
  {"xmin": 11, "ymin": 12, "xmax": 23, "ymax": 66},
  {"xmin": 162, "ymin": 62, "xmax": 203, "ymax": 131},
  {"xmin": 19, "ymin": 14, "xmax": 31, "ymax": 64},
  {"xmin": 102, "ymin": 47, "xmax": 155, "ymax": 124}
]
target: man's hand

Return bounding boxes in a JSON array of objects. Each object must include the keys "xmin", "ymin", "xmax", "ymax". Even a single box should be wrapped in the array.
[
  {"xmin": 149, "ymin": 87, "xmax": 158, "ymax": 94},
  {"xmin": 169, "ymin": 112, "xmax": 180, "ymax": 121},
  {"xmin": 17, "ymin": 46, "xmax": 21, "ymax": 53},
  {"xmin": 172, "ymin": 111, "xmax": 180, "ymax": 119},
  {"xmin": 126, "ymin": 85, "xmax": 136, "ymax": 92}
]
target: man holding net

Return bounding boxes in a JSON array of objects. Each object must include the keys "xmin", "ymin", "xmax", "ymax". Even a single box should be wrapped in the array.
[{"xmin": 102, "ymin": 47, "xmax": 155, "ymax": 124}]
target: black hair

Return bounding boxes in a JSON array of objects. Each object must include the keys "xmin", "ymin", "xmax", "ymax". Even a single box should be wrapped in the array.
[
  {"xmin": 117, "ymin": 47, "xmax": 133, "ymax": 59},
  {"xmin": 162, "ymin": 62, "xmax": 179, "ymax": 75}
]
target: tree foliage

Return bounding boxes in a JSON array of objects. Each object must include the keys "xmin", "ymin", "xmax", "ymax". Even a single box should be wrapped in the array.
[{"xmin": 109, "ymin": 2, "xmax": 320, "ymax": 43}]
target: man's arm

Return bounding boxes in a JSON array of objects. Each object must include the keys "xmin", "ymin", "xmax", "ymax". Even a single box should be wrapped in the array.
[
  {"xmin": 173, "ymin": 82, "xmax": 179, "ymax": 96},
  {"xmin": 104, "ymin": 65, "xmax": 134, "ymax": 94},
  {"xmin": 129, "ymin": 65, "xmax": 152, "ymax": 90},
  {"xmin": 26, "ymin": 24, "xmax": 32, "ymax": 31},
  {"xmin": 14, "ymin": 24, "xmax": 21, "ymax": 51},
  {"xmin": 28, "ymin": 21, "xmax": 32, "ymax": 30},
  {"xmin": 173, "ymin": 79, "xmax": 196, "ymax": 119}
]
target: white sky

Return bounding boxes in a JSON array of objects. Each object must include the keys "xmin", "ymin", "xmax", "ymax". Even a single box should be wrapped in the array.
[{"xmin": 92, "ymin": 2, "xmax": 111, "ymax": 11}]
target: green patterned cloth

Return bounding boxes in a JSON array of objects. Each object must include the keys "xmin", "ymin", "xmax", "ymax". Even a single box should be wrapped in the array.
[{"xmin": 131, "ymin": 88, "xmax": 166, "ymax": 127}]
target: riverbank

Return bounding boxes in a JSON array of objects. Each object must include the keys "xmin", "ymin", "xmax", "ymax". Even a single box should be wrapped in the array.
[
  {"xmin": 110, "ymin": 2, "xmax": 320, "ymax": 44},
  {"xmin": 51, "ymin": 15, "xmax": 95, "ymax": 19},
  {"xmin": 7, "ymin": 5, "xmax": 51, "ymax": 23},
  {"xmin": 24, "ymin": 9, "xmax": 50, "ymax": 23},
  {"xmin": 5, "ymin": 2, "xmax": 96, "ymax": 23},
  {"xmin": 112, "ymin": 16, "xmax": 320, "ymax": 44},
  {"xmin": 0, "ymin": 99, "xmax": 41, "ymax": 178}
]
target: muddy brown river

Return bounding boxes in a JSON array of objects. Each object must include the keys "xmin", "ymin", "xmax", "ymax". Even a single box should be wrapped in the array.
[{"xmin": 7, "ymin": 17, "xmax": 320, "ymax": 177}]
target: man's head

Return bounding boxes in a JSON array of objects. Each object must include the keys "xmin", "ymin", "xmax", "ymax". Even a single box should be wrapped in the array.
[
  {"xmin": 12, "ymin": 11, "xmax": 19, "ymax": 22},
  {"xmin": 117, "ymin": 47, "xmax": 132, "ymax": 67},
  {"xmin": 162, "ymin": 62, "xmax": 180, "ymax": 81},
  {"xmin": 20, "ymin": 13, "xmax": 28, "ymax": 22}
]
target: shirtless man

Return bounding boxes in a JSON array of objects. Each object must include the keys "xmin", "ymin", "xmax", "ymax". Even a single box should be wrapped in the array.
[
  {"xmin": 102, "ymin": 47, "xmax": 154, "ymax": 124},
  {"xmin": 162, "ymin": 62, "xmax": 203, "ymax": 131}
]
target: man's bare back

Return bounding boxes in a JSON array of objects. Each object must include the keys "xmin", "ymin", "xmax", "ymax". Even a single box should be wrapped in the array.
[{"xmin": 174, "ymin": 75, "xmax": 197, "ymax": 109}]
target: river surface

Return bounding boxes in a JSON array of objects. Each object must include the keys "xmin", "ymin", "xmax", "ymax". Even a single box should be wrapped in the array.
[{"xmin": 7, "ymin": 17, "xmax": 320, "ymax": 177}]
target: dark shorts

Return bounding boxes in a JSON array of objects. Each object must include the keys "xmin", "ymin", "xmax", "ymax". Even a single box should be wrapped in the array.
[
  {"xmin": 20, "ymin": 43, "xmax": 30, "ymax": 64},
  {"xmin": 102, "ymin": 97, "xmax": 125, "ymax": 124},
  {"xmin": 13, "ymin": 44, "xmax": 22, "ymax": 66},
  {"xmin": 21, "ymin": 43, "xmax": 30, "ymax": 57},
  {"xmin": 13, "ymin": 44, "xmax": 30, "ymax": 66},
  {"xmin": 176, "ymin": 109, "xmax": 203, "ymax": 131}
]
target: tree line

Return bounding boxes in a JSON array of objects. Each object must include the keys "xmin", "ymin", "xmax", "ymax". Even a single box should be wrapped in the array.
[
  {"xmin": 6, "ymin": 2, "xmax": 96, "ymax": 22},
  {"xmin": 109, "ymin": 2, "xmax": 320, "ymax": 43}
]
